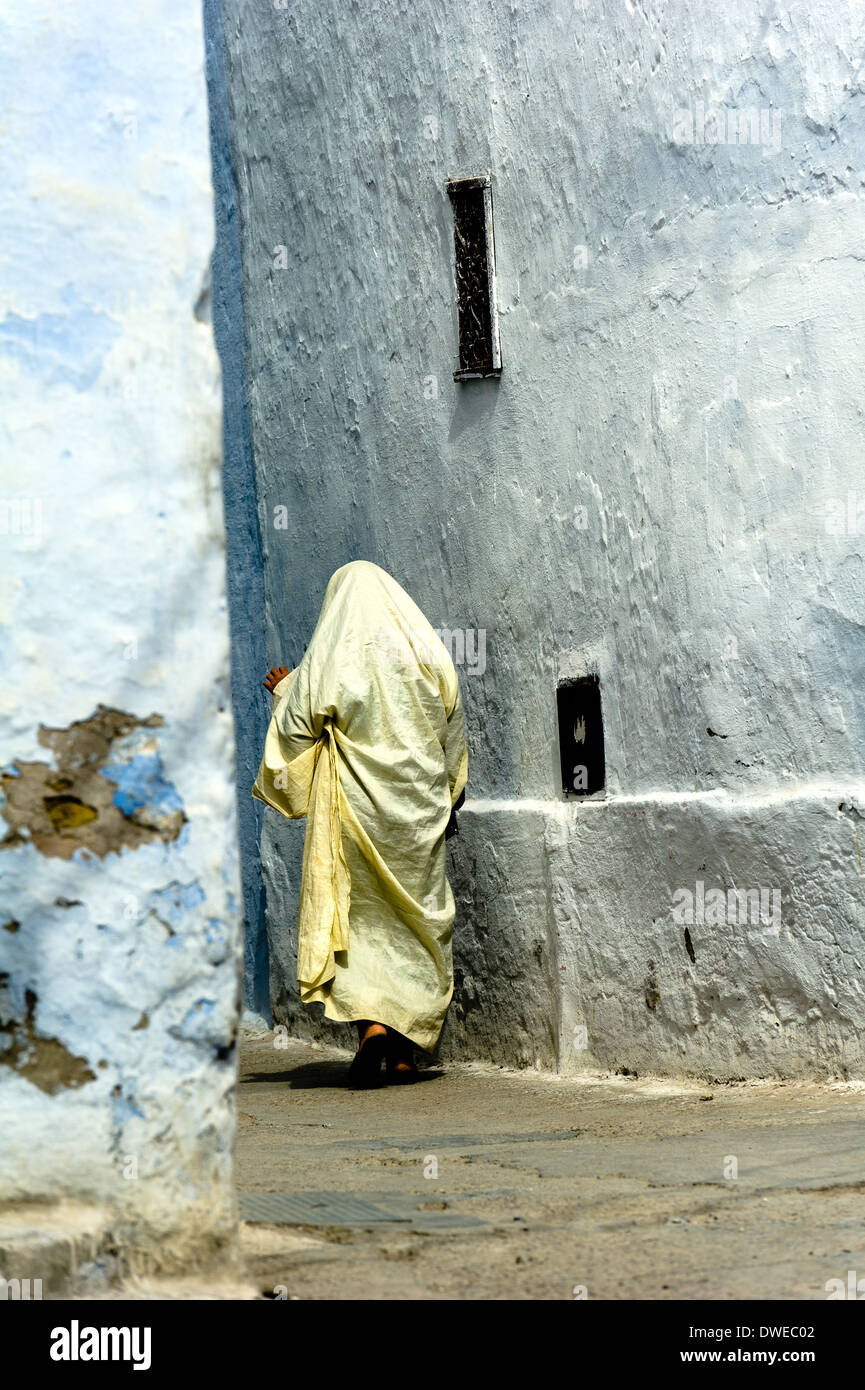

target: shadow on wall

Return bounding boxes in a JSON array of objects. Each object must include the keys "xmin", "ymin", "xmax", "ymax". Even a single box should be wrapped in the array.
[{"xmin": 203, "ymin": 0, "xmax": 270, "ymax": 1020}]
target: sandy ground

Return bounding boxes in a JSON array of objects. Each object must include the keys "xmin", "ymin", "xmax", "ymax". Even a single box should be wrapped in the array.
[{"xmin": 234, "ymin": 1034, "xmax": 865, "ymax": 1300}]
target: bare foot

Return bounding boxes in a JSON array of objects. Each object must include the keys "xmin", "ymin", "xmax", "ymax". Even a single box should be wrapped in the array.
[{"xmin": 357, "ymin": 1020, "xmax": 387, "ymax": 1047}]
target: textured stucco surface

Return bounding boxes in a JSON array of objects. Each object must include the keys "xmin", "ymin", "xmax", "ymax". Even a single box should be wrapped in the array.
[
  {"xmin": 219, "ymin": 0, "xmax": 865, "ymax": 1074},
  {"xmin": 0, "ymin": 2, "xmax": 242, "ymax": 1266},
  {"xmin": 457, "ymin": 792, "xmax": 865, "ymax": 1079},
  {"xmin": 204, "ymin": 0, "xmax": 271, "ymax": 1021}
]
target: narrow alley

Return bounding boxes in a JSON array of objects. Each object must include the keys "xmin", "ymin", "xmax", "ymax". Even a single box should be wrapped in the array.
[{"xmin": 235, "ymin": 1033, "xmax": 865, "ymax": 1301}]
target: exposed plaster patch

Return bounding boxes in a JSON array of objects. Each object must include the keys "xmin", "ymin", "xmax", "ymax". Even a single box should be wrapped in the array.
[
  {"xmin": 0, "ymin": 981, "xmax": 96, "ymax": 1095},
  {"xmin": 0, "ymin": 707, "xmax": 186, "ymax": 860}
]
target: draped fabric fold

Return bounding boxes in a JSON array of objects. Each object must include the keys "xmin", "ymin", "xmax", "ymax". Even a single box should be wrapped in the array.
[{"xmin": 252, "ymin": 560, "xmax": 468, "ymax": 1050}]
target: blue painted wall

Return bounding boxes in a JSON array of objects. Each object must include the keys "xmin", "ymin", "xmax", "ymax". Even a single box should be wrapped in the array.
[{"xmin": 203, "ymin": 0, "xmax": 270, "ymax": 1020}]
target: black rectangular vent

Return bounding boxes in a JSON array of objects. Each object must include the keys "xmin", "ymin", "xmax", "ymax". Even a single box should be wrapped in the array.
[
  {"xmin": 557, "ymin": 675, "xmax": 605, "ymax": 797},
  {"xmin": 446, "ymin": 174, "xmax": 502, "ymax": 381}
]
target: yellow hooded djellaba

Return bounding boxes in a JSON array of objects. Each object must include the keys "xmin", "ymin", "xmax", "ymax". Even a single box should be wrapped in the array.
[{"xmin": 252, "ymin": 561, "xmax": 468, "ymax": 1053}]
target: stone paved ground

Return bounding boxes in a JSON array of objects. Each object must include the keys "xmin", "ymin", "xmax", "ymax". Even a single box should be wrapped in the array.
[{"xmin": 234, "ymin": 1035, "xmax": 865, "ymax": 1301}]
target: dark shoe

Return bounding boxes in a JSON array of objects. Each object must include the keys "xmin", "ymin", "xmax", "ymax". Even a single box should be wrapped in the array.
[
  {"xmin": 347, "ymin": 1024, "xmax": 388, "ymax": 1089},
  {"xmin": 385, "ymin": 1028, "xmax": 418, "ymax": 1084}
]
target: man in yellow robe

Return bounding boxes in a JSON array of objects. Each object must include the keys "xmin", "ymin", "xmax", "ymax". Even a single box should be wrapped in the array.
[{"xmin": 252, "ymin": 561, "xmax": 468, "ymax": 1086}]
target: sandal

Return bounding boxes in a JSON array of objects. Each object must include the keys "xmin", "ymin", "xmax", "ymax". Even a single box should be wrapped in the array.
[
  {"xmin": 347, "ymin": 1021, "xmax": 388, "ymax": 1089},
  {"xmin": 385, "ymin": 1027, "xmax": 419, "ymax": 1084}
]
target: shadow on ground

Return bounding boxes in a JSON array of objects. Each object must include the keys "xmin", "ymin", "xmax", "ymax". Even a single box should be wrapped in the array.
[{"xmin": 243, "ymin": 1061, "xmax": 445, "ymax": 1089}]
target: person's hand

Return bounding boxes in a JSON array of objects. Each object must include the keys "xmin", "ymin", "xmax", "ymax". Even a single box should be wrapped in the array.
[{"xmin": 263, "ymin": 665, "xmax": 289, "ymax": 693}]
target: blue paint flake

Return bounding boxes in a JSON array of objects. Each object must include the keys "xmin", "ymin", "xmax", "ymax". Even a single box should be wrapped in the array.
[{"xmin": 100, "ymin": 751, "xmax": 184, "ymax": 828}]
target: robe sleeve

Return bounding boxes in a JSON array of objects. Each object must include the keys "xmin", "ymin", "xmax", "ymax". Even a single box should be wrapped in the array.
[
  {"xmin": 253, "ymin": 663, "xmax": 351, "ymax": 990},
  {"xmin": 251, "ymin": 667, "xmax": 316, "ymax": 819},
  {"xmin": 444, "ymin": 677, "xmax": 468, "ymax": 807},
  {"xmin": 270, "ymin": 673, "xmax": 293, "ymax": 705}
]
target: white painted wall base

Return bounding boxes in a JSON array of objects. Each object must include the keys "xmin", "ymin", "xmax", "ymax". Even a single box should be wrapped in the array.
[
  {"xmin": 442, "ymin": 793, "xmax": 865, "ymax": 1080},
  {"xmin": 268, "ymin": 789, "xmax": 864, "ymax": 1080}
]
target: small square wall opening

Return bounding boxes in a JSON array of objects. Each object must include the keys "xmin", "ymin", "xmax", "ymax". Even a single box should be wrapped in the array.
[
  {"xmin": 446, "ymin": 174, "xmax": 502, "ymax": 381},
  {"xmin": 557, "ymin": 675, "xmax": 605, "ymax": 797}
]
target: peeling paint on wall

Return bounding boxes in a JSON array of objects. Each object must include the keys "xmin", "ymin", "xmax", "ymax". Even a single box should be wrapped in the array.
[
  {"xmin": 1, "ymin": 708, "xmax": 185, "ymax": 860},
  {"xmin": 0, "ymin": 0, "xmax": 242, "ymax": 1274},
  {"xmin": 0, "ymin": 981, "xmax": 96, "ymax": 1095}
]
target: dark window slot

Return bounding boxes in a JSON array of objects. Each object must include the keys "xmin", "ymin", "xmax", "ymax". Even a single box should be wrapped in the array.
[
  {"xmin": 446, "ymin": 174, "xmax": 502, "ymax": 381},
  {"xmin": 557, "ymin": 675, "xmax": 605, "ymax": 797}
]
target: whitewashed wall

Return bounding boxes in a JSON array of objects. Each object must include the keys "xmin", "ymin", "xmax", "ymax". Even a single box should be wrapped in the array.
[
  {"xmin": 221, "ymin": 0, "xmax": 865, "ymax": 1078},
  {"xmin": 0, "ymin": 1, "xmax": 241, "ymax": 1275}
]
